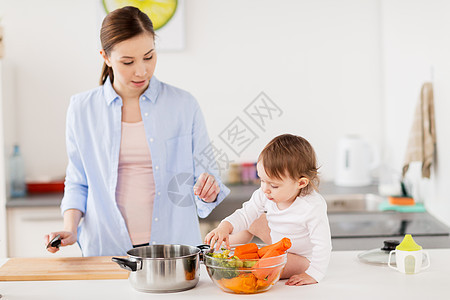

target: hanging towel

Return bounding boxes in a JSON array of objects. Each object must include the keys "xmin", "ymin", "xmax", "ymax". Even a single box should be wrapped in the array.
[{"xmin": 402, "ymin": 82, "xmax": 436, "ymax": 178}]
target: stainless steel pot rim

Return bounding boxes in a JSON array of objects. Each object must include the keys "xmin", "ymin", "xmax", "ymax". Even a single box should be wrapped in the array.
[
  {"xmin": 126, "ymin": 244, "xmax": 201, "ymax": 260},
  {"xmin": 127, "ymin": 253, "xmax": 199, "ymax": 260}
]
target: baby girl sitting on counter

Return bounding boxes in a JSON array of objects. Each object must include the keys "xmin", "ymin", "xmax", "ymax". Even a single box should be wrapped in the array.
[{"xmin": 205, "ymin": 134, "xmax": 332, "ymax": 285}]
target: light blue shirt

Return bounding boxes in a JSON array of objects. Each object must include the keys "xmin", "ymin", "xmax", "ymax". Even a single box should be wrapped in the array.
[{"xmin": 61, "ymin": 77, "xmax": 230, "ymax": 256}]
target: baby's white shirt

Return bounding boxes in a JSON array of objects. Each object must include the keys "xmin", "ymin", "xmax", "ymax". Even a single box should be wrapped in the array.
[{"xmin": 223, "ymin": 188, "xmax": 332, "ymax": 282}]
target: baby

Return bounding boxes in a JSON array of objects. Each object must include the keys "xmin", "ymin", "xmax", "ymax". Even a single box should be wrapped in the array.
[{"xmin": 205, "ymin": 134, "xmax": 332, "ymax": 286}]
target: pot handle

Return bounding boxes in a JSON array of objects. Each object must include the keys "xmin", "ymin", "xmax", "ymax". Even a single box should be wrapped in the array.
[
  {"xmin": 112, "ymin": 257, "xmax": 138, "ymax": 272},
  {"xmin": 196, "ymin": 244, "xmax": 211, "ymax": 262}
]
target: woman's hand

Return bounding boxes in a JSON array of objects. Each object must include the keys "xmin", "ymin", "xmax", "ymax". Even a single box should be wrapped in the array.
[
  {"xmin": 193, "ymin": 172, "xmax": 220, "ymax": 202},
  {"xmin": 204, "ymin": 221, "xmax": 233, "ymax": 251},
  {"xmin": 44, "ymin": 231, "xmax": 77, "ymax": 253},
  {"xmin": 285, "ymin": 273, "xmax": 317, "ymax": 286},
  {"xmin": 45, "ymin": 209, "xmax": 82, "ymax": 253}
]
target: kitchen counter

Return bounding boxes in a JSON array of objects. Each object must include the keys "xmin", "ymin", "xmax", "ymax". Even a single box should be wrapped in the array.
[
  {"xmin": 205, "ymin": 182, "xmax": 379, "ymax": 221},
  {"xmin": 5, "ymin": 193, "xmax": 62, "ymax": 208},
  {"xmin": 224, "ymin": 181, "xmax": 380, "ymax": 202},
  {"xmin": 1, "ymin": 249, "xmax": 449, "ymax": 299},
  {"xmin": 5, "ymin": 182, "xmax": 379, "ymax": 208},
  {"xmin": 6, "ymin": 183, "xmax": 450, "ymax": 252}
]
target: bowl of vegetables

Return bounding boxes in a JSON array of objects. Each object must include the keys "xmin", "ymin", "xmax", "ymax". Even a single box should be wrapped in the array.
[{"xmin": 204, "ymin": 238, "xmax": 290, "ymax": 294}]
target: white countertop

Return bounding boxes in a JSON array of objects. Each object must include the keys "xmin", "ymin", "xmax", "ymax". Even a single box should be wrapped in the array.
[{"xmin": 1, "ymin": 249, "xmax": 449, "ymax": 299}]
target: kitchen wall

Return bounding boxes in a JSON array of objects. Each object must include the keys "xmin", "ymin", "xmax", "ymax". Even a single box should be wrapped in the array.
[
  {"xmin": 380, "ymin": 0, "xmax": 450, "ymax": 225},
  {"xmin": 1, "ymin": 1, "xmax": 449, "ymax": 225},
  {"xmin": 0, "ymin": 61, "xmax": 7, "ymax": 258},
  {"xmin": 1, "ymin": 0, "xmax": 103, "ymax": 183},
  {"xmin": 1, "ymin": 0, "xmax": 382, "ymax": 183}
]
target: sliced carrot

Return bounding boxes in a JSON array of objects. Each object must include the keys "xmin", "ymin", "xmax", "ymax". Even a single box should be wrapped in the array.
[
  {"xmin": 256, "ymin": 278, "xmax": 270, "ymax": 289},
  {"xmin": 252, "ymin": 247, "xmax": 287, "ymax": 280},
  {"xmin": 257, "ymin": 237, "xmax": 291, "ymax": 258},
  {"xmin": 234, "ymin": 243, "xmax": 258, "ymax": 258},
  {"xmin": 219, "ymin": 273, "xmax": 258, "ymax": 293}
]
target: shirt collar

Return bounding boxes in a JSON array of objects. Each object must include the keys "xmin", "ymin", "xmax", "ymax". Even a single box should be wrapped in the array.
[
  {"xmin": 142, "ymin": 76, "xmax": 160, "ymax": 104},
  {"xmin": 103, "ymin": 77, "xmax": 120, "ymax": 105},
  {"xmin": 103, "ymin": 76, "xmax": 161, "ymax": 105}
]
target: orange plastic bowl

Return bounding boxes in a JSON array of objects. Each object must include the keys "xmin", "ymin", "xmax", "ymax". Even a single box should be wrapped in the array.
[{"xmin": 204, "ymin": 245, "xmax": 287, "ymax": 294}]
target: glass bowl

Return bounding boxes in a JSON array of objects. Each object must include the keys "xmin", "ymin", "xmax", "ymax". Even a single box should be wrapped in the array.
[{"xmin": 204, "ymin": 245, "xmax": 287, "ymax": 294}]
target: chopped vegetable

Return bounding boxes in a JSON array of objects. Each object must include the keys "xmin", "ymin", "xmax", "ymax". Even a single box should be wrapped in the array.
[
  {"xmin": 257, "ymin": 237, "xmax": 292, "ymax": 258},
  {"xmin": 252, "ymin": 239, "xmax": 292, "ymax": 281},
  {"xmin": 205, "ymin": 250, "xmax": 240, "ymax": 280},
  {"xmin": 219, "ymin": 273, "xmax": 258, "ymax": 293},
  {"xmin": 234, "ymin": 243, "xmax": 258, "ymax": 258},
  {"xmin": 235, "ymin": 252, "xmax": 259, "ymax": 259},
  {"xmin": 207, "ymin": 249, "xmax": 231, "ymax": 259},
  {"xmin": 242, "ymin": 260, "xmax": 257, "ymax": 268},
  {"xmin": 205, "ymin": 239, "xmax": 292, "ymax": 293},
  {"xmin": 217, "ymin": 270, "xmax": 281, "ymax": 293}
]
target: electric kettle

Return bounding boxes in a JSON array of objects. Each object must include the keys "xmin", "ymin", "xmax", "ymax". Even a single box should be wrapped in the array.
[{"xmin": 335, "ymin": 135, "xmax": 379, "ymax": 187}]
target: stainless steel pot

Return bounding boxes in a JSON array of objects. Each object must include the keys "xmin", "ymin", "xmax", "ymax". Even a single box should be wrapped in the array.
[{"xmin": 112, "ymin": 244, "xmax": 209, "ymax": 293}]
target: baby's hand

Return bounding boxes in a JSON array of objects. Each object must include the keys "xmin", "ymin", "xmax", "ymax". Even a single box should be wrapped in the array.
[
  {"xmin": 285, "ymin": 273, "xmax": 317, "ymax": 286},
  {"xmin": 204, "ymin": 221, "xmax": 233, "ymax": 251}
]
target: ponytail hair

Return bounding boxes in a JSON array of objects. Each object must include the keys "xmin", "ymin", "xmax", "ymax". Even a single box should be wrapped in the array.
[
  {"xmin": 99, "ymin": 6, "xmax": 155, "ymax": 85},
  {"xmin": 100, "ymin": 63, "xmax": 114, "ymax": 85}
]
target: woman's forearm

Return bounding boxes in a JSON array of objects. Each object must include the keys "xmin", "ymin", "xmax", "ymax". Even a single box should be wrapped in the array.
[{"xmin": 63, "ymin": 209, "xmax": 83, "ymax": 234}]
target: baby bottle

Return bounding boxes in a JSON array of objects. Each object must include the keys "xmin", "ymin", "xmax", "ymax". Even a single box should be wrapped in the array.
[{"xmin": 388, "ymin": 234, "xmax": 430, "ymax": 274}]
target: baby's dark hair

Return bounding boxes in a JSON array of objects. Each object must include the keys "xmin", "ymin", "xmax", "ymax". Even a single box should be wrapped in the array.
[{"xmin": 258, "ymin": 134, "xmax": 319, "ymax": 196}]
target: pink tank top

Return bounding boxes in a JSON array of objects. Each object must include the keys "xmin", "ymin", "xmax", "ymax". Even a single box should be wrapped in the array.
[{"xmin": 115, "ymin": 121, "xmax": 155, "ymax": 245}]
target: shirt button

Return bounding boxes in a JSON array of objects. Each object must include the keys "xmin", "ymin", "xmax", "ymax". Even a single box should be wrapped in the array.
[
  {"xmin": 154, "ymin": 217, "xmax": 158, "ymax": 222},
  {"xmin": 150, "ymin": 138, "xmax": 154, "ymax": 142},
  {"xmin": 152, "ymin": 241, "xmax": 156, "ymax": 245},
  {"xmin": 144, "ymin": 112, "xmax": 149, "ymax": 117},
  {"xmin": 157, "ymin": 192, "xmax": 161, "ymax": 196},
  {"xmin": 155, "ymin": 166, "xmax": 159, "ymax": 170}
]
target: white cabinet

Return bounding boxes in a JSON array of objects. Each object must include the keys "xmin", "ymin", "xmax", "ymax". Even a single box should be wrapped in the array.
[{"xmin": 7, "ymin": 206, "xmax": 82, "ymax": 257}]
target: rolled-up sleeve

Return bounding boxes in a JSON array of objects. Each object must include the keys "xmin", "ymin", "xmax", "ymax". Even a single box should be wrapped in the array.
[
  {"xmin": 195, "ymin": 180, "xmax": 230, "ymax": 218},
  {"xmin": 60, "ymin": 98, "xmax": 88, "ymax": 215}
]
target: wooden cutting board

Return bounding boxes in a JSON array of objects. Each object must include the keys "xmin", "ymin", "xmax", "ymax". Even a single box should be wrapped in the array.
[{"xmin": 0, "ymin": 256, "xmax": 129, "ymax": 281}]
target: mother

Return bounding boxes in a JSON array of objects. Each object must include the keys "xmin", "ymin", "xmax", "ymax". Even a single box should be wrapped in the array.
[{"xmin": 45, "ymin": 6, "xmax": 229, "ymax": 256}]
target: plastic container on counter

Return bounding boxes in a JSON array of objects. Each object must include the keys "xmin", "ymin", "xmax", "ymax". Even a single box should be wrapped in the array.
[
  {"xmin": 9, "ymin": 145, "xmax": 27, "ymax": 198},
  {"xmin": 241, "ymin": 162, "xmax": 258, "ymax": 184}
]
